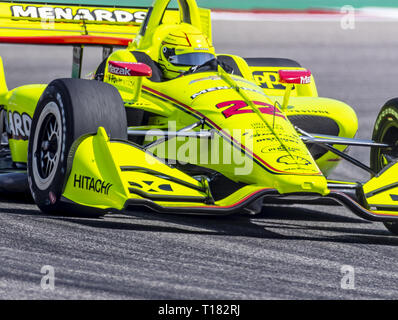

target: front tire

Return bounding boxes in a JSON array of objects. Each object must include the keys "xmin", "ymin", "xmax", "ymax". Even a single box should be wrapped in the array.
[
  {"xmin": 370, "ymin": 98, "xmax": 398, "ymax": 235},
  {"xmin": 27, "ymin": 78, "xmax": 127, "ymax": 215}
]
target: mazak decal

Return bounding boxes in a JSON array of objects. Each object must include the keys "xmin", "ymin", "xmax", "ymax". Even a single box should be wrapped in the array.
[
  {"xmin": 10, "ymin": 5, "xmax": 147, "ymax": 23},
  {"xmin": 108, "ymin": 64, "xmax": 131, "ymax": 76},
  {"xmin": 5, "ymin": 111, "xmax": 32, "ymax": 140},
  {"xmin": 73, "ymin": 174, "xmax": 112, "ymax": 195}
]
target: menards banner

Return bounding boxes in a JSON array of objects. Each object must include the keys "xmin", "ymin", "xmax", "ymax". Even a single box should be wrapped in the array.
[
  {"xmin": 7, "ymin": 3, "xmax": 148, "ymax": 23},
  {"xmin": 0, "ymin": 1, "xmax": 211, "ymax": 46},
  {"xmin": 3, "ymin": 0, "xmax": 398, "ymax": 10}
]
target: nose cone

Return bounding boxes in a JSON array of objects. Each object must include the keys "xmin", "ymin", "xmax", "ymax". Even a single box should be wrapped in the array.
[
  {"xmin": 188, "ymin": 83, "xmax": 322, "ymax": 174},
  {"xmin": 156, "ymin": 73, "xmax": 328, "ymax": 195}
]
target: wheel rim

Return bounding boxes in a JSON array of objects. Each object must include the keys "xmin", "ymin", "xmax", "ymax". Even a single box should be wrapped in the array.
[
  {"xmin": 32, "ymin": 102, "xmax": 62, "ymax": 191},
  {"xmin": 376, "ymin": 123, "xmax": 398, "ymax": 172}
]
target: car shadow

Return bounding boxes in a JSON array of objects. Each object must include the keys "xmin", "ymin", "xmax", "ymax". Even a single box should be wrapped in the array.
[
  {"xmin": 0, "ymin": 192, "xmax": 34, "ymax": 204},
  {"xmin": 261, "ymin": 204, "xmax": 367, "ymax": 223},
  {"xmin": 1, "ymin": 196, "xmax": 397, "ymax": 246}
]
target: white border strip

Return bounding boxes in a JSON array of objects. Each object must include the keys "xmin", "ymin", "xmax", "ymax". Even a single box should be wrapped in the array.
[{"xmin": 211, "ymin": 7, "xmax": 398, "ymax": 22}]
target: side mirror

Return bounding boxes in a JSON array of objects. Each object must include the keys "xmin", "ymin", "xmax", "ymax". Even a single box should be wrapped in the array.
[
  {"xmin": 278, "ymin": 69, "xmax": 311, "ymax": 111},
  {"xmin": 108, "ymin": 61, "xmax": 152, "ymax": 77},
  {"xmin": 107, "ymin": 61, "xmax": 152, "ymax": 103},
  {"xmin": 278, "ymin": 69, "xmax": 311, "ymax": 84}
]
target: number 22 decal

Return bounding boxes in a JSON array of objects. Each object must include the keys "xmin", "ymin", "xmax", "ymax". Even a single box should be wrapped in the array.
[{"xmin": 216, "ymin": 100, "xmax": 286, "ymax": 119}]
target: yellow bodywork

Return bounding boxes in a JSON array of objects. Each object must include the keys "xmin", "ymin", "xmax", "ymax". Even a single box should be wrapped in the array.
[
  {"xmin": 363, "ymin": 162, "xmax": 398, "ymax": 216},
  {"xmin": 63, "ymin": 127, "xmax": 208, "ymax": 210},
  {"xmin": 3, "ymin": 0, "xmax": 397, "ymax": 220},
  {"xmin": 62, "ymin": 127, "xmax": 273, "ymax": 211}
]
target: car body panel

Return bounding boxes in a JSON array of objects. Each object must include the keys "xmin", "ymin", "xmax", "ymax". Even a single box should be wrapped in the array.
[{"xmin": 0, "ymin": 0, "xmax": 396, "ymax": 222}]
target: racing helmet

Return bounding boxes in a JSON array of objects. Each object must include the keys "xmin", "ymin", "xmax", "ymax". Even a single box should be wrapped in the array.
[{"xmin": 158, "ymin": 26, "xmax": 215, "ymax": 80}]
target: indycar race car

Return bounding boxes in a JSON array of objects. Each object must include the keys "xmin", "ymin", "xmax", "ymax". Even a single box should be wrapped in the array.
[{"xmin": 1, "ymin": 0, "xmax": 398, "ymax": 235}]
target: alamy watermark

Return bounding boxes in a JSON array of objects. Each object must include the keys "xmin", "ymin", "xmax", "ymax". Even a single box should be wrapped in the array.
[
  {"xmin": 340, "ymin": 265, "xmax": 355, "ymax": 290},
  {"xmin": 340, "ymin": 5, "xmax": 355, "ymax": 30},
  {"xmin": 40, "ymin": 265, "xmax": 55, "ymax": 290},
  {"xmin": 143, "ymin": 121, "xmax": 254, "ymax": 176},
  {"xmin": 40, "ymin": 17, "xmax": 55, "ymax": 30}
]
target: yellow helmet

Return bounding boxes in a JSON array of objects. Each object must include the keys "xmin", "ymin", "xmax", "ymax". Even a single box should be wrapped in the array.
[{"xmin": 158, "ymin": 25, "xmax": 215, "ymax": 80}]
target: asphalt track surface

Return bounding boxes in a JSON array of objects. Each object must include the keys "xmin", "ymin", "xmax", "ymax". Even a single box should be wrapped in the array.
[{"xmin": 2, "ymin": 21, "xmax": 398, "ymax": 300}]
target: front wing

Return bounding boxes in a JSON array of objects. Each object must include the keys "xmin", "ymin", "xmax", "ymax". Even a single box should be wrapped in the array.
[{"xmin": 61, "ymin": 127, "xmax": 398, "ymax": 221}]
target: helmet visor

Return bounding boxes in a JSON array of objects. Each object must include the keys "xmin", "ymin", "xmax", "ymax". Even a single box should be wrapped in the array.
[{"xmin": 168, "ymin": 52, "xmax": 215, "ymax": 67}]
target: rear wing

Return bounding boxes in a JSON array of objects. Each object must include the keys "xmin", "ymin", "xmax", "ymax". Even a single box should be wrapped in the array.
[{"xmin": 0, "ymin": 1, "xmax": 212, "ymax": 77}]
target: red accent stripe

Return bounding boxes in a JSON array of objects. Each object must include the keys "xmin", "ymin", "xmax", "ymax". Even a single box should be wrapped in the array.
[
  {"xmin": 184, "ymin": 32, "xmax": 192, "ymax": 47},
  {"xmin": 185, "ymin": 188, "xmax": 270, "ymax": 209},
  {"xmin": 0, "ymin": 35, "xmax": 131, "ymax": 46},
  {"xmin": 142, "ymin": 85, "xmax": 322, "ymax": 176},
  {"xmin": 161, "ymin": 41, "xmax": 191, "ymax": 47}
]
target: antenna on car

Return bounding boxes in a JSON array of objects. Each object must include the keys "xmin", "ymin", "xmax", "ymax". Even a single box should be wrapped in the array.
[{"xmin": 273, "ymin": 101, "xmax": 282, "ymax": 129}]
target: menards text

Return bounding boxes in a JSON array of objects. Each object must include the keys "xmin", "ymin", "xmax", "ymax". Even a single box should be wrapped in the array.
[{"xmin": 10, "ymin": 5, "xmax": 147, "ymax": 23}]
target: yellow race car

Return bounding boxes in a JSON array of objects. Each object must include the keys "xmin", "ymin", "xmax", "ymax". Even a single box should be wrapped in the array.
[{"xmin": 0, "ymin": 0, "xmax": 398, "ymax": 235}]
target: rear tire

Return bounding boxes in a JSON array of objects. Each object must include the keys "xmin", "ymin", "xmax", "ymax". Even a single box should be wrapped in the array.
[
  {"xmin": 27, "ymin": 78, "xmax": 127, "ymax": 216},
  {"xmin": 370, "ymin": 98, "xmax": 398, "ymax": 235}
]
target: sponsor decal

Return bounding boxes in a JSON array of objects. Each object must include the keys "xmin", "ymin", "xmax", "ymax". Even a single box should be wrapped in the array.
[
  {"xmin": 256, "ymin": 136, "xmax": 300, "ymax": 144},
  {"xmin": 277, "ymin": 155, "xmax": 311, "ymax": 166},
  {"xmin": 73, "ymin": 174, "xmax": 112, "ymax": 195},
  {"xmin": 252, "ymin": 71, "xmax": 288, "ymax": 90},
  {"xmin": 188, "ymin": 75, "xmax": 260, "ymax": 88},
  {"xmin": 129, "ymin": 180, "xmax": 173, "ymax": 193},
  {"xmin": 107, "ymin": 74, "xmax": 135, "ymax": 87},
  {"xmin": 216, "ymin": 100, "xmax": 286, "ymax": 120},
  {"xmin": 251, "ymin": 123, "xmax": 283, "ymax": 130},
  {"xmin": 300, "ymin": 75, "xmax": 311, "ymax": 84},
  {"xmin": 286, "ymin": 107, "xmax": 330, "ymax": 114},
  {"xmin": 10, "ymin": 5, "xmax": 146, "ymax": 23},
  {"xmin": 191, "ymin": 86, "xmax": 230, "ymax": 99},
  {"xmin": 261, "ymin": 146, "xmax": 304, "ymax": 154},
  {"xmin": 191, "ymin": 86, "xmax": 265, "ymax": 100},
  {"xmin": 5, "ymin": 111, "xmax": 32, "ymax": 140},
  {"xmin": 108, "ymin": 64, "xmax": 131, "ymax": 76}
]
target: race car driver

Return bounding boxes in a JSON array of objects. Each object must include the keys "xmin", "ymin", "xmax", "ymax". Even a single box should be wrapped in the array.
[{"xmin": 158, "ymin": 25, "xmax": 216, "ymax": 80}]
